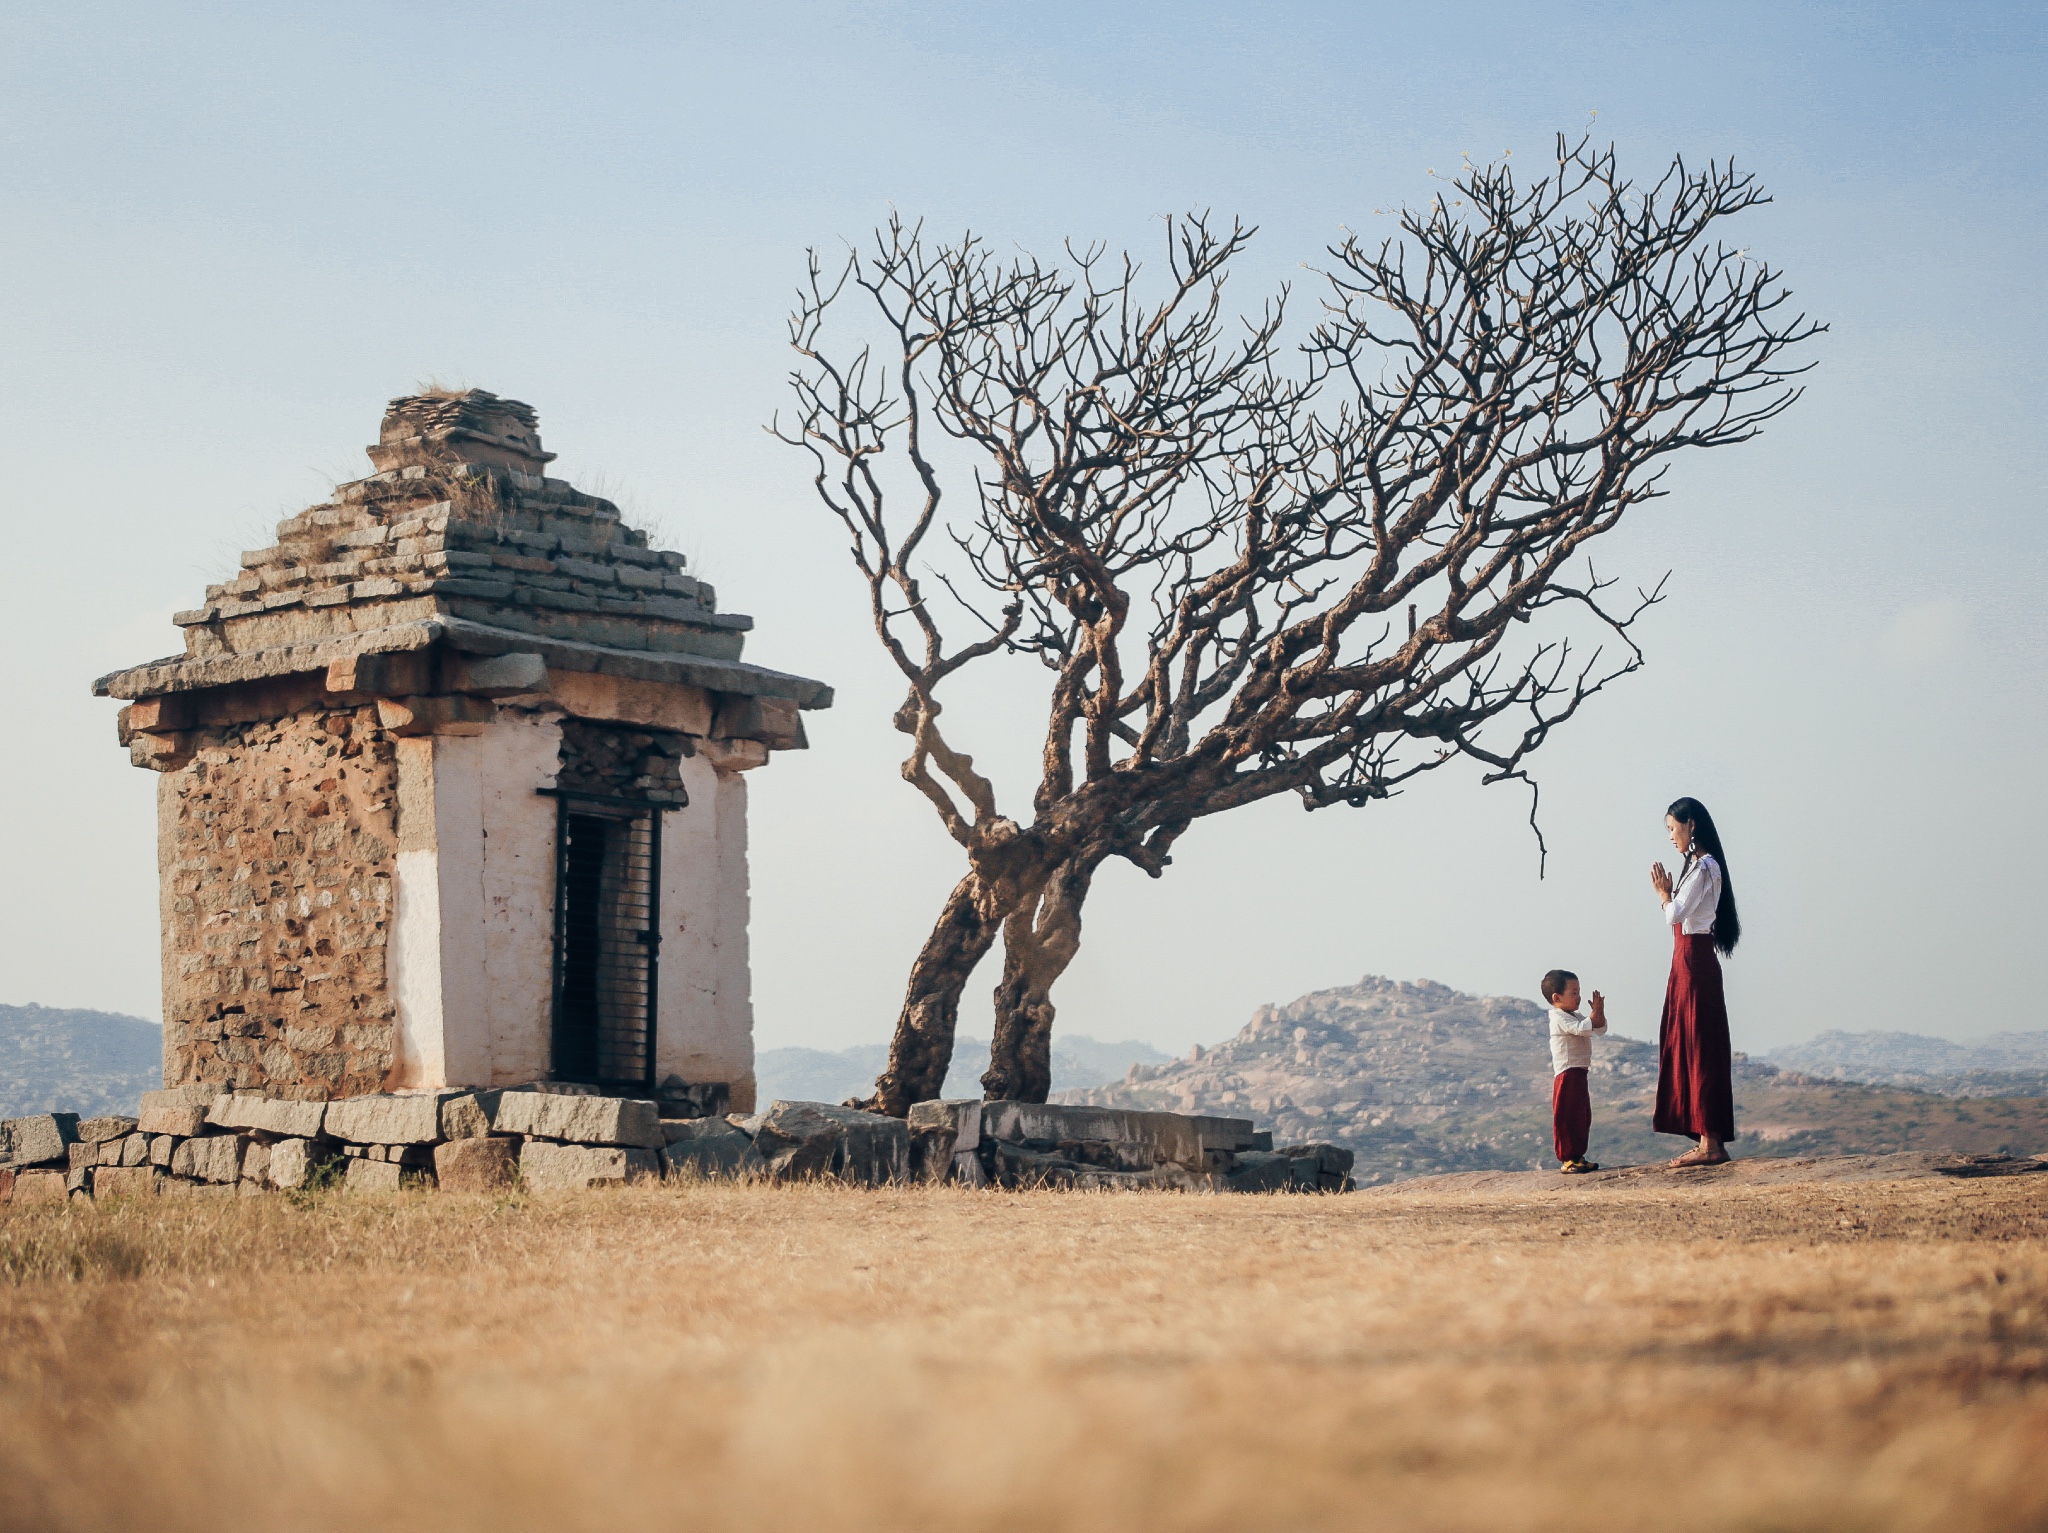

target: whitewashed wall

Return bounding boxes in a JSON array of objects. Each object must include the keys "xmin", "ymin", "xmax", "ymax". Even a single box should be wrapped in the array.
[
  {"xmin": 389, "ymin": 689, "xmax": 761, "ymax": 1103},
  {"xmin": 656, "ymin": 755, "xmax": 756, "ymax": 1110}
]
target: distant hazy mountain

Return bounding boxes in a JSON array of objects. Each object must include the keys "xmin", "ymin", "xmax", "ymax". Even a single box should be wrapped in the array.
[
  {"xmin": 1765, "ymin": 1030, "xmax": 2048, "ymax": 1097},
  {"xmin": 1053, "ymin": 976, "xmax": 2048, "ymax": 1184},
  {"xmin": 0, "ymin": 1004, "xmax": 162, "ymax": 1117},
  {"xmin": 757, "ymin": 1034, "xmax": 1172, "ymax": 1107}
]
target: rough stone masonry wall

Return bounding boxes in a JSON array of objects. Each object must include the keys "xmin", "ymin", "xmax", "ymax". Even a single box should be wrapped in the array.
[
  {"xmin": 161, "ymin": 705, "xmax": 400, "ymax": 1099},
  {"xmin": 555, "ymin": 716, "xmax": 690, "ymax": 804}
]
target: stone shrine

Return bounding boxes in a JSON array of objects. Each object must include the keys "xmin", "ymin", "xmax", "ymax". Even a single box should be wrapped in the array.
[{"xmin": 93, "ymin": 389, "xmax": 831, "ymax": 1112}]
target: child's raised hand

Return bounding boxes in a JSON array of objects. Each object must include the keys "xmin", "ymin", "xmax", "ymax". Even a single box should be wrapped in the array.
[{"xmin": 1589, "ymin": 990, "xmax": 1608, "ymax": 1029}]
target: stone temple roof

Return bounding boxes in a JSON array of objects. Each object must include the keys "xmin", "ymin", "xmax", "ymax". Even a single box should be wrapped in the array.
[{"xmin": 96, "ymin": 390, "xmax": 831, "ymax": 709}]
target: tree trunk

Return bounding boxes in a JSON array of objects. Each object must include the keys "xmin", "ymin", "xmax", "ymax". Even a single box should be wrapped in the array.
[
  {"xmin": 860, "ymin": 844, "xmax": 1060, "ymax": 1115},
  {"xmin": 983, "ymin": 857, "xmax": 1100, "ymax": 1102}
]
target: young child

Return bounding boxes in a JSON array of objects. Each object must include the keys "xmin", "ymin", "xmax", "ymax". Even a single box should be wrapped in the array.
[{"xmin": 1542, "ymin": 969, "xmax": 1607, "ymax": 1174}]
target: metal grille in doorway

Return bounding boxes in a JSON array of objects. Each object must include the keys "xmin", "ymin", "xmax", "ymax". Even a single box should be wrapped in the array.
[{"xmin": 544, "ymin": 793, "xmax": 662, "ymax": 1093}]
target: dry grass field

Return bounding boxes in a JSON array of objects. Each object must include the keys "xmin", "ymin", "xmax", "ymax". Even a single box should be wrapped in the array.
[{"xmin": 3, "ymin": 1168, "xmax": 2046, "ymax": 1533}]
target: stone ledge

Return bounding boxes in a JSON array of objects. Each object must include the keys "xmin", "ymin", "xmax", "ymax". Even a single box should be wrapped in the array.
[
  {"xmin": 94, "ymin": 617, "xmax": 832, "ymax": 709},
  {"xmin": 910, "ymin": 1100, "xmax": 1351, "ymax": 1192}
]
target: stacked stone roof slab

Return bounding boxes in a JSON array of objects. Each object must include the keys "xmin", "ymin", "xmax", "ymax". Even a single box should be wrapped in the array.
[{"xmin": 95, "ymin": 390, "xmax": 832, "ymax": 713}]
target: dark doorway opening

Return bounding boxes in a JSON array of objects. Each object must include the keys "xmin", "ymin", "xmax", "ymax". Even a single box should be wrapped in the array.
[{"xmin": 546, "ymin": 795, "xmax": 662, "ymax": 1092}]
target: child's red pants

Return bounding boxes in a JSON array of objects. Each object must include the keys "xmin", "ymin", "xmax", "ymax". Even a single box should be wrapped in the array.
[{"xmin": 1552, "ymin": 1066, "xmax": 1590, "ymax": 1163}]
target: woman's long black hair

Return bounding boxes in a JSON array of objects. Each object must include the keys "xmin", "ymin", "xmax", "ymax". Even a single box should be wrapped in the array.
[{"xmin": 1668, "ymin": 797, "xmax": 1742, "ymax": 956}]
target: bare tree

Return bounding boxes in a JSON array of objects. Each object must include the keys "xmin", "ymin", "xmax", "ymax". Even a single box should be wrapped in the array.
[{"xmin": 776, "ymin": 136, "xmax": 1821, "ymax": 1116}]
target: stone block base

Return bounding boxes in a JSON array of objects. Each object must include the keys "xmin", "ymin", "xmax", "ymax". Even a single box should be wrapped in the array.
[
  {"xmin": 344, "ymin": 1158, "xmax": 404, "ymax": 1193},
  {"xmin": 12, "ymin": 1169, "xmax": 70, "ymax": 1205},
  {"xmin": 435, "ymin": 1137, "xmax": 518, "ymax": 1192},
  {"xmin": 519, "ymin": 1141, "xmax": 660, "ymax": 1190},
  {"xmin": 1, "ymin": 1114, "xmax": 77, "ymax": 1167},
  {"xmin": 9, "ymin": 1088, "xmax": 1344, "ymax": 1202},
  {"xmin": 92, "ymin": 1166, "xmax": 161, "ymax": 1199}
]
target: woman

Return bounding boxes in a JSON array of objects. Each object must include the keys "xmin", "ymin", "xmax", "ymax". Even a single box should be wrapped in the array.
[{"xmin": 1649, "ymin": 796, "xmax": 1742, "ymax": 1166}]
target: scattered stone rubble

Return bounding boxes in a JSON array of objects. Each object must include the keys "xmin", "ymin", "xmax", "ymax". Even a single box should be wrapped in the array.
[
  {"xmin": 909, "ymin": 1101, "xmax": 1354, "ymax": 1191},
  {"xmin": 0, "ymin": 1089, "xmax": 1351, "ymax": 1201}
]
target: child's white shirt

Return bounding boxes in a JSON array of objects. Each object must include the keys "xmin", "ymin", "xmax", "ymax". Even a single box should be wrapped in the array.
[{"xmin": 1548, "ymin": 1005, "xmax": 1604, "ymax": 1075}]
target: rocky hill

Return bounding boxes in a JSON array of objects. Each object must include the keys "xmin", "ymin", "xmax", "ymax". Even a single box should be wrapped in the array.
[
  {"xmin": 1765, "ymin": 1029, "xmax": 2048, "ymax": 1097},
  {"xmin": 0, "ymin": 1004, "xmax": 162, "ymax": 1117},
  {"xmin": 1053, "ymin": 977, "xmax": 2048, "ymax": 1185}
]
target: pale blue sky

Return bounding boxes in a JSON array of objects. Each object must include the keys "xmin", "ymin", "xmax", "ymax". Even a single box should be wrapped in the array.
[{"xmin": 2, "ymin": 2, "xmax": 2042, "ymax": 1054}]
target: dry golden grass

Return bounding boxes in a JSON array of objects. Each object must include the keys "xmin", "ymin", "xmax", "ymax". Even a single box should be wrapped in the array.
[{"xmin": 3, "ymin": 1173, "xmax": 2045, "ymax": 1533}]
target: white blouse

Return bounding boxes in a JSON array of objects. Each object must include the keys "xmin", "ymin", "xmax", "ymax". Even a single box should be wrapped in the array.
[{"xmin": 1663, "ymin": 854, "xmax": 1722, "ymax": 935}]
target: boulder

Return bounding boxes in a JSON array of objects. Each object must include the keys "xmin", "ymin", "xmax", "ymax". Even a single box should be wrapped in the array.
[
  {"xmin": 750, "ymin": 1102, "xmax": 844, "ymax": 1181},
  {"xmin": 148, "ymin": 1135, "xmax": 176, "ymax": 1167},
  {"xmin": 753, "ymin": 1101, "xmax": 910, "ymax": 1186},
  {"xmin": 656, "ymin": 1076, "xmax": 731, "ymax": 1120},
  {"xmin": 988, "ymin": 1139, "xmax": 1077, "ymax": 1186},
  {"xmin": 324, "ymin": 1092, "xmax": 459, "ymax": 1146},
  {"xmin": 1, "ymin": 1113, "xmax": 78, "ymax": 1167},
  {"xmin": 13, "ymin": 1169, "xmax": 68, "ymax": 1204},
  {"xmin": 927, "ymin": 1103, "xmax": 1344, "ymax": 1193},
  {"xmin": 1279, "ymin": 1142, "xmax": 1356, "ymax": 1191},
  {"xmin": 171, "ymin": 1134, "xmax": 244, "ymax": 1184},
  {"xmin": 92, "ymin": 1166, "xmax": 160, "ymax": 1199},
  {"xmin": 518, "ymin": 1140, "xmax": 660, "ymax": 1190},
  {"xmin": 661, "ymin": 1118, "xmax": 766, "ymax": 1180},
  {"xmin": 1224, "ymin": 1151, "xmax": 1296, "ymax": 1193},
  {"xmin": 434, "ymin": 1137, "xmax": 518, "ymax": 1192},
  {"xmin": 950, "ymin": 1150, "xmax": 989, "ymax": 1188},
  {"xmin": 979, "ymin": 1102, "xmax": 1256, "ymax": 1172},
  {"xmin": 208, "ymin": 1094, "xmax": 328, "ymax": 1138},
  {"xmin": 907, "ymin": 1100, "xmax": 980, "ymax": 1182},
  {"xmin": 493, "ymin": 1092, "xmax": 662, "ymax": 1149},
  {"xmin": 1279, "ymin": 1141, "xmax": 1355, "ymax": 1175},
  {"xmin": 138, "ymin": 1105, "xmax": 209, "ymax": 1137},
  {"xmin": 117, "ymin": 1134, "xmax": 150, "ymax": 1168},
  {"xmin": 344, "ymin": 1158, "xmax": 404, "ymax": 1192},
  {"xmin": 76, "ymin": 1116, "xmax": 139, "ymax": 1144}
]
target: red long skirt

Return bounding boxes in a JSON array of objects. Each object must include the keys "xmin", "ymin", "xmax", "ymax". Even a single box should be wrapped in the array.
[
  {"xmin": 1552, "ymin": 1068, "xmax": 1590, "ymax": 1163},
  {"xmin": 1654, "ymin": 931, "xmax": 1736, "ymax": 1141}
]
